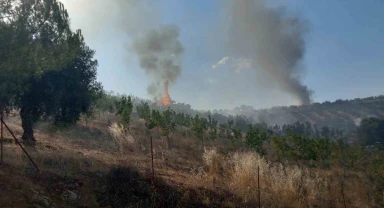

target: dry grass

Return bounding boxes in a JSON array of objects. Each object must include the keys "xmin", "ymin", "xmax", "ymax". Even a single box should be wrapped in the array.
[
  {"xmin": 228, "ymin": 152, "xmax": 326, "ymax": 206},
  {"xmin": 202, "ymin": 147, "xmax": 226, "ymax": 181},
  {"xmin": 108, "ymin": 122, "xmax": 135, "ymax": 152},
  {"xmin": 201, "ymin": 151, "xmax": 376, "ymax": 207},
  {"xmin": 0, "ymin": 115, "xmax": 381, "ymax": 207}
]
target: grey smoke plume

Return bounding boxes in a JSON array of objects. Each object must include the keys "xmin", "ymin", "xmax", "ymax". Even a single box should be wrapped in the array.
[
  {"xmin": 225, "ymin": 0, "xmax": 313, "ymax": 105},
  {"xmin": 59, "ymin": 0, "xmax": 184, "ymax": 100},
  {"xmin": 110, "ymin": 0, "xmax": 184, "ymax": 99},
  {"xmin": 131, "ymin": 25, "xmax": 184, "ymax": 99}
]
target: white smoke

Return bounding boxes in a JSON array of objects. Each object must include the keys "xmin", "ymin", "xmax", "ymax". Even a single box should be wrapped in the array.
[{"xmin": 353, "ymin": 118, "xmax": 362, "ymax": 126}]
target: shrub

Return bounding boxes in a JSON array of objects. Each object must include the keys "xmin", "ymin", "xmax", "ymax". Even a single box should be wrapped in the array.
[{"xmin": 202, "ymin": 147, "xmax": 225, "ymax": 179}]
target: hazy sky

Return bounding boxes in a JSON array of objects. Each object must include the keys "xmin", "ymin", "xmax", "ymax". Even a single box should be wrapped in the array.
[{"xmin": 59, "ymin": 0, "xmax": 384, "ymax": 110}]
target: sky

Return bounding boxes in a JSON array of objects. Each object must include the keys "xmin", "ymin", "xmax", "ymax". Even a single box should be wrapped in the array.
[{"xmin": 59, "ymin": 0, "xmax": 384, "ymax": 110}]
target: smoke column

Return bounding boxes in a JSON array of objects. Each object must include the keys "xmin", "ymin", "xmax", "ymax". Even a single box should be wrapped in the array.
[
  {"xmin": 224, "ymin": 0, "xmax": 312, "ymax": 105},
  {"xmin": 131, "ymin": 25, "xmax": 183, "ymax": 100},
  {"xmin": 110, "ymin": 0, "xmax": 184, "ymax": 101},
  {"xmin": 59, "ymin": 0, "xmax": 184, "ymax": 101}
]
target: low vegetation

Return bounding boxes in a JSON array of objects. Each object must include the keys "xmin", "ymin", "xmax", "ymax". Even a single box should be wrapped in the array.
[{"xmin": 1, "ymin": 105, "xmax": 384, "ymax": 207}]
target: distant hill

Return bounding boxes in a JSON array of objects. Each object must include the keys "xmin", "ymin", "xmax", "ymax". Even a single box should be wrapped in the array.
[{"xmin": 213, "ymin": 95, "xmax": 384, "ymax": 132}]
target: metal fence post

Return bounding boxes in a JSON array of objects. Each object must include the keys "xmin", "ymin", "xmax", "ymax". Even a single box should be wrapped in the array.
[
  {"xmin": 150, "ymin": 136, "xmax": 155, "ymax": 183},
  {"xmin": 1, "ymin": 119, "xmax": 39, "ymax": 172},
  {"xmin": 258, "ymin": 166, "xmax": 261, "ymax": 208},
  {"xmin": 1, "ymin": 112, "xmax": 3, "ymax": 163}
]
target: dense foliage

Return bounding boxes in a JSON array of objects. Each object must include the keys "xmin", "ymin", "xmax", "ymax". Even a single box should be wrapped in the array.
[
  {"xmin": 1, "ymin": 0, "xmax": 102, "ymax": 142},
  {"xmin": 0, "ymin": 0, "xmax": 77, "ymax": 111},
  {"xmin": 116, "ymin": 96, "xmax": 133, "ymax": 131},
  {"xmin": 357, "ymin": 117, "xmax": 384, "ymax": 146}
]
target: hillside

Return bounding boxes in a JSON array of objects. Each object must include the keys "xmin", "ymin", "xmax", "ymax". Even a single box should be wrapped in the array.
[
  {"xmin": 1, "ymin": 113, "xmax": 383, "ymax": 207},
  {"xmin": 0, "ymin": 115, "xmax": 245, "ymax": 207},
  {"xmin": 207, "ymin": 95, "xmax": 384, "ymax": 132},
  {"xmin": 116, "ymin": 94, "xmax": 384, "ymax": 133}
]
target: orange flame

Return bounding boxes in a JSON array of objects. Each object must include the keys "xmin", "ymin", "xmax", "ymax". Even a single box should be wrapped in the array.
[{"xmin": 161, "ymin": 81, "xmax": 171, "ymax": 106}]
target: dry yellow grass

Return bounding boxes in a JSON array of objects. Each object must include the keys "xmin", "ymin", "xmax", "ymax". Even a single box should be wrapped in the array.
[
  {"xmin": 108, "ymin": 122, "xmax": 135, "ymax": 152},
  {"xmin": 201, "ymin": 151, "xmax": 377, "ymax": 207},
  {"xmin": 0, "ymin": 115, "xmax": 381, "ymax": 207},
  {"xmin": 227, "ymin": 152, "xmax": 325, "ymax": 206}
]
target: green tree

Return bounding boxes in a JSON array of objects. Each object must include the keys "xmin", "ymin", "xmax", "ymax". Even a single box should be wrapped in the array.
[
  {"xmin": 136, "ymin": 101, "xmax": 151, "ymax": 122},
  {"xmin": 151, "ymin": 109, "xmax": 163, "ymax": 134},
  {"xmin": 357, "ymin": 117, "xmax": 384, "ymax": 146},
  {"xmin": 184, "ymin": 113, "xmax": 192, "ymax": 129},
  {"xmin": 160, "ymin": 107, "xmax": 176, "ymax": 148},
  {"xmin": 95, "ymin": 91, "xmax": 119, "ymax": 115},
  {"xmin": 209, "ymin": 126, "xmax": 218, "ymax": 141},
  {"xmin": 232, "ymin": 126, "xmax": 242, "ymax": 141},
  {"xmin": 18, "ymin": 30, "xmax": 102, "ymax": 141},
  {"xmin": 224, "ymin": 120, "xmax": 243, "ymax": 147},
  {"xmin": 191, "ymin": 115, "xmax": 208, "ymax": 149},
  {"xmin": 0, "ymin": 1, "xmax": 96, "ymax": 142},
  {"xmin": 219, "ymin": 123, "xmax": 227, "ymax": 139},
  {"xmin": 119, "ymin": 96, "xmax": 133, "ymax": 131},
  {"xmin": 246, "ymin": 124, "xmax": 268, "ymax": 155},
  {"xmin": 225, "ymin": 120, "xmax": 234, "ymax": 143},
  {"xmin": 207, "ymin": 115, "xmax": 218, "ymax": 141},
  {"xmin": 314, "ymin": 137, "xmax": 331, "ymax": 166},
  {"xmin": 174, "ymin": 112, "xmax": 186, "ymax": 130},
  {"xmin": 0, "ymin": 0, "xmax": 77, "ymax": 113},
  {"xmin": 115, "ymin": 96, "xmax": 127, "ymax": 116}
]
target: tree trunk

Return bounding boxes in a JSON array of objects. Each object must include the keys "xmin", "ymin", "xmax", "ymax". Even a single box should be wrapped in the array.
[{"xmin": 20, "ymin": 107, "xmax": 36, "ymax": 143}]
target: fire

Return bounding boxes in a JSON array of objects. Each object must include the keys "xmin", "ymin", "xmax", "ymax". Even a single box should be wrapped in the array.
[{"xmin": 161, "ymin": 81, "xmax": 171, "ymax": 106}]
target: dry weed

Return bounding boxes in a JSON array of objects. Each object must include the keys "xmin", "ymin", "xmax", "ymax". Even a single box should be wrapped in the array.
[
  {"xmin": 108, "ymin": 123, "xmax": 135, "ymax": 152},
  {"xmin": 202, "ymin": 147, "xmax": 226, "ymax": 180},
  {"xmin": 202, "ymin": 147, "xmax": 219, "ymax": 167},
  {"xmin": 222, "ymin": 152, "xmax": 330, "ymax": 206}
]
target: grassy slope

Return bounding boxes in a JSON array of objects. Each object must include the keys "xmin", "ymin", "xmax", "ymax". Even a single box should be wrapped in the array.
[
  {"xmin": 0, "ymin": 115, "xmax": 247, "ymax": 208},
  {"xmin": 0, "ymin": 113, "xmax": 381, "ymax": 207}
]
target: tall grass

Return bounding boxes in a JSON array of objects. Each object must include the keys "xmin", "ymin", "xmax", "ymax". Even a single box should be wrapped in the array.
[
  {"xmin": 108, "ymin": 123, "xmax": 135, "ymax": 152},
  {"xmin": 227, "ymin": 152, "xmax": 330, "ymax": 206},
  {"xmin": 202, "ymin": 151, "xmax": 373, "ymax": 207}
]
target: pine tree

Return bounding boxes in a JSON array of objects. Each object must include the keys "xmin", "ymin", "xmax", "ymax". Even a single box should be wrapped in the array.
[
  {"xmin": 160, "ymin": 107, "xmax": 176, "ymax": 148},
  {"xmin": 136, "ymin": 101, "xmax": 151, "ymax": 122},
  {"xmin": 207, "ymin": 114, "xmax": 218, "ymax": 141},
  {"xmin": 246, "ymin": 124, "xmax": 268, "ymax": 155},
  {"xmin": 120, "ymin": 96, "xmax": 133, "ymax": 131}
]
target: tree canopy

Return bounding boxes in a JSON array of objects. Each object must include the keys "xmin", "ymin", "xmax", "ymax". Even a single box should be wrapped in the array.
[
  {"xmin": 0, "ymin": 0, "xmax": 102, "ymax": 142},
  {"xmin": 0, "ymin": 0, "xmax": 78, "ymax": 111},
  {"xmin": 19, "ymin": 31, "xmax": 102, "ymax": 141}
]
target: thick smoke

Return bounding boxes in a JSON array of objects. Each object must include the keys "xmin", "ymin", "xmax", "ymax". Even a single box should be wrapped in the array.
[
  {"xmin": 60, "ymin": 0, "xmax": 184, "ymax": 100},
  {"xmin": 131, "ymin": 25, "xmax": 183, "ymax": 99},
  {"xmin": 110, "ymin": 0, "xmax": 184, "ymax": 100},
  {"xmin": 225, "ymin": 0, "xmax": 312, "ymax": 105}
]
